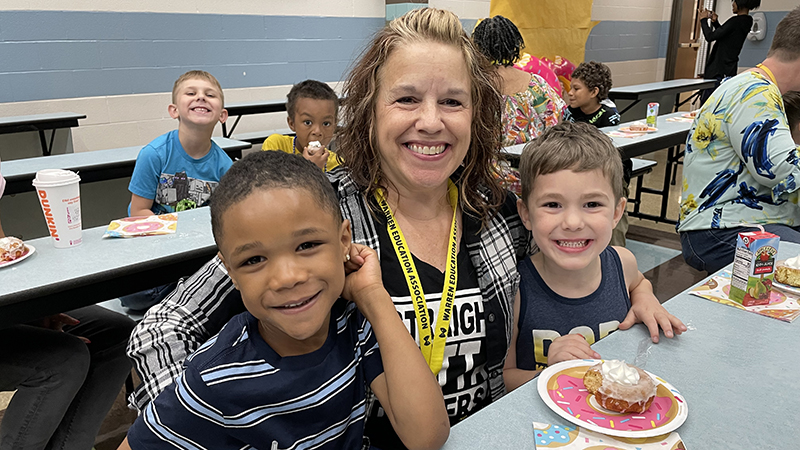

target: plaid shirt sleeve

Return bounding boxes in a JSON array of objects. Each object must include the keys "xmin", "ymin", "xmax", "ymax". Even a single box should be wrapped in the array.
[{"xmin": 126, "ymin": 256, "xmax": 243, "ymax": 412}]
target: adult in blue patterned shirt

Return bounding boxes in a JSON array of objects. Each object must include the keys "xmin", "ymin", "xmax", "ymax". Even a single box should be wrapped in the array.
[{"xmin": 678, "ymin": 6, "xmax": 800, "ymax": 273}]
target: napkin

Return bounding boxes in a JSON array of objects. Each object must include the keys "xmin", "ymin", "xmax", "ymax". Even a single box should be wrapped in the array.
[
  {"xmin": 666, "ymin": 117, "xmax": 694, "ymax": 123},
  {"xmin": 689, "ymin": 270, "xmax": 800, "ymax": 322},
  {"xmin": 103, "ymin": 214, "xmax": 178, "ymax": 238},
  {"xmin": 533, "ymin": 422, "xmax": 685, "ymax": 449},
  {"xmin": 605, "ymin": 131, "xmax": 645, "ymax": 138}
]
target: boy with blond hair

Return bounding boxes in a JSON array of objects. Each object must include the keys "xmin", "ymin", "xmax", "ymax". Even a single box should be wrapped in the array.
[
  {"xmin": 128, "ymin": 70, "xmax": 232, "ymax": 217},
  {"xmin": 123, "ymin": 70, "xmax": 232, "ymax": 311},
  {"xmin": 503, "ymin": 122, "xmax": 686, "ymax": 390}
]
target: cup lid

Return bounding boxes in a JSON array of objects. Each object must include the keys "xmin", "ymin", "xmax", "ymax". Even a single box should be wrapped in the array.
[{"xmin": 32, "ymin": 169, "xmax": 80, "ymax": 188}]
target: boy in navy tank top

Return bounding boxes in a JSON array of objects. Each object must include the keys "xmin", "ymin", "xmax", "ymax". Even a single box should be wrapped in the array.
[
  {"xmin": 503, "ymin": 123, "xmax": 686, "ymax": 391},
  {"xmin": 119, "ymin": 152, "xmax": 449, "ymax": 449}
]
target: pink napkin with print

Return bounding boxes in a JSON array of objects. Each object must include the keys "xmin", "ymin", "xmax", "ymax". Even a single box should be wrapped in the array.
[{"xmin": 533, "ymin": 422, "xmax": 685, "ymax": 449}]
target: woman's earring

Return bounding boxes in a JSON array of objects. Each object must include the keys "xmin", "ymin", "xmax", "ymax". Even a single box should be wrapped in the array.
[{"xmin": 345, "ymin": 254, "xmax": 351, "ymax": 262}]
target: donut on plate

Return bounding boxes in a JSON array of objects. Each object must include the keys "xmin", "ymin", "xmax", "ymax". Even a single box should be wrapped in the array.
[
  {"xmin": 775, "ymin": 255, "xmax": 800, "ymax": 287},
  {"xmin": 0, "ymin": 237, "xmax": 26, "ymax": 261},
  {"xmin": 583, "ymin": 360, "xmax": 656, "ymax": 414}
]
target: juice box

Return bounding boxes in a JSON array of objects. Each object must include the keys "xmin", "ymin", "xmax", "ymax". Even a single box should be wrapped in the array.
[
  {"xmin": 646, "ymin": 102, "xmax": 659, "ymax": 127},
  {"xmin": 729, "ymin": 231, "xmax": 779, "ymax": 306}
]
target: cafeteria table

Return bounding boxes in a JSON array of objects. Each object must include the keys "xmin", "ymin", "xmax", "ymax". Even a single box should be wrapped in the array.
[
  {"xmin": 0, "ymin": 112, "xmax": 86, "ymax": 156},
  {"xmin": 609, "ymin": 78, "xmax": 717, "ymax": 115},
  {"xmin": 2, "ymin": 137, "xmax": 251, "ymax": 196},
  {"xmin": 0, "ymin": 207, "xmax": 217, "ymax": 329},
  {"xmin": 504, "ymin": 111, "xmax": 692, "ymax": 224},
  {"xmin": 442, "ymin": 242, "xmax": 800, "ymax": 449},
  {"xmin": 221, "ymin": 100, "xmax": 287, "ymax": 138}
]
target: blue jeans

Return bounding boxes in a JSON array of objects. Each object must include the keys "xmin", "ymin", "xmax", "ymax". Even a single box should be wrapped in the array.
[
  {"xmin": 680, "ymin": 224, "xmax": 800, "ymax": 273},
  {"xmin": 0, "ymin": 306, "xmax": 135, "ymax": 450},
  {"xmin": 119, "ymin": 281, "xmax": 177, "ymax": 312}
]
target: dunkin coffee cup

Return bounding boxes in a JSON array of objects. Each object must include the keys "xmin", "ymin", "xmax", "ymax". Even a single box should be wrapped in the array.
[{"xmin": 32, "ymin": 169, "xmax": 83, "ymax": 248}]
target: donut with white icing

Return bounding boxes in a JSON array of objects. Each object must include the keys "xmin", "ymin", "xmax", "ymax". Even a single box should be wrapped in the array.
[
  {"xmin": 583, "ymin": 360, "xmax": 656, "ymax": 414},
  {"xmin": 0, "ymin": 237, "xmax": 25, "ymax": 261}
]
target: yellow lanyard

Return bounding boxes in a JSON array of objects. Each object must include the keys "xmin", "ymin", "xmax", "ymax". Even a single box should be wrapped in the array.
[
  {"xmin": 756, "ymin": 64, "xmax": 777, "ymax": 85},
  {"xmin": 374, "ymin": 181, "xmax": 459, "ymax": 375}
]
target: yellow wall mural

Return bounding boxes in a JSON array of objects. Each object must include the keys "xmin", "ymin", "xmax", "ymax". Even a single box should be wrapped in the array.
[{"xmin": 490, "ymin": 0, "xmax": 598, "ymax": 64}]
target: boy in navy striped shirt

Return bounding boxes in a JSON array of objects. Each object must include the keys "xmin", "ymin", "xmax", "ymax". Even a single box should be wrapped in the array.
[{"xmin": 120, "ymin": 151, "xmax": 448, "ymax": 450}]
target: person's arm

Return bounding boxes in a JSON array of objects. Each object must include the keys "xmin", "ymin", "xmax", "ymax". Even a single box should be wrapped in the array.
[
  {"xmin": 615, "ymin": 247, "xmax": 686, "ymax": 343},
  {"xmin": 343, "ymin": 243, "xmax": 449, "ymax": 450},
  {"xmin": 503, "ymin": 291, "xmax": 600, "ymax": 391},
  {"xmin": 605, "ymin": 107, "xmax": 621, "ymax": 126},
  {"xmin": 128, "ymin": 145, "xmax": 163, "ymax": 217},
  {"xmin": 129, "ymin": 194, "xmax": 155, "ymax": 218},
  {"xmin": 127, "ymin": 255, "xmax": 243, "ymax": 412},
  {"xmin": 502, "ymin": 291, "xmax": 540, "ymax": 391},
  {"xmin": 301, "ymin": 143, "xmax": 330, "ymax": 170},
  {"xmin": 701, "ymin": 15, "xmax": 739, "ymax": 42}
]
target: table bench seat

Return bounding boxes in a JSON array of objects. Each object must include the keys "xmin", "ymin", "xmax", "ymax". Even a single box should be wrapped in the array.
[{"xmin": 232, "ymin": 128, "xmax": 294, "ymax": 145}]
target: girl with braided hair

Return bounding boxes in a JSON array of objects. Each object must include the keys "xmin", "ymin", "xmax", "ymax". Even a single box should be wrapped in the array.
[{"xmin": 473, "ymin": 15, "xmax": 566, "ymax": 146}]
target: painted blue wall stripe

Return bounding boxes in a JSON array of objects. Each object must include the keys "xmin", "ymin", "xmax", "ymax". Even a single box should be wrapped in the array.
[
  {"xmin": 585, "ymin": 20, "xmax": 667, "ymax": 63},
  {"xmin": 0, "ymin": 11, "xmax": 384, "ymax": 103}
]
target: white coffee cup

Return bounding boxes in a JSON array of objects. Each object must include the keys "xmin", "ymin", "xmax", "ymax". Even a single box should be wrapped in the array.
[{"xmin": 32, "ymin": 169, "xmax": 82, "ymax": 248}]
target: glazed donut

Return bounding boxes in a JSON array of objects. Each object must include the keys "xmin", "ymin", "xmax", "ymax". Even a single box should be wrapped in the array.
[
  {"xmin": 583, "ymin": 360, "xmax": 656, "ymax": 414},
  {"xmin": 0, "ymin": 237, "xmax": 26, "ymax": 261}
]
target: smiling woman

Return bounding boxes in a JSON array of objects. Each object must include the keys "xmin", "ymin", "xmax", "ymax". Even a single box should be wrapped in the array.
[{"xmin": 332, "ymin": 8, "xmax": 529, "ymax": 449}]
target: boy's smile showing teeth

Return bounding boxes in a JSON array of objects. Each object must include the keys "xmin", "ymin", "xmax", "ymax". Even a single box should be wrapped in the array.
[
  {"xmin": 275, "ymin": 292, "xmax": 319, "ymax": 312},
  {"xmin": 556, "ymin": 239, "xmax": 591, "ymax": 249}
]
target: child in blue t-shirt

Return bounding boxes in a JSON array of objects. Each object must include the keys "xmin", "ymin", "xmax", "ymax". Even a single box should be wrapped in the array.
[
  {"xmin": 119, "ymin": 151, "xmax": 449, "ymax": 450},
  {"xmin": 503, "ymin": 122, "xmax": 687, "ymax": 391},
  {"xmin": 128, "ymin": 70, "xmax": 232, "ymax": 216}
]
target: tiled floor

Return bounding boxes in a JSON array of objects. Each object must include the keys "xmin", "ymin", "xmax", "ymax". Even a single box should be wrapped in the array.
[{"xmin": 0, "ymin": 146, "xmax": 709, "ymax": 449}]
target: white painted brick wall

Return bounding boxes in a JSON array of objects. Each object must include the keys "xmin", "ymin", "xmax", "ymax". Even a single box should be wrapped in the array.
[{"xmin": 429, "ymin": 0, "xmax": 491, "ymax": 20}]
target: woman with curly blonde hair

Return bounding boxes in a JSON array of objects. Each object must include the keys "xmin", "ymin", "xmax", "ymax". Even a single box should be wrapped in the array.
[{"xmin": 333, "ymin": 8, "xmax": 528, "ymax": 447}]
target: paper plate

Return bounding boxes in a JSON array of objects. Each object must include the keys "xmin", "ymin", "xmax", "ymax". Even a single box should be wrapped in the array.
[
  {"xmin": 681, "ymin": 112, "xmax": 698, "ymax": 119},
  {"xmin": 618, "ymin": 126, "xmax": 658, "ymax": 133},
  {"xmin": 0, "ymin": 244, "xmax": 36, "ymax": 269},
  {"xmin": 537, "ymin": 359, "xmax": 688, "ymax": 438}
]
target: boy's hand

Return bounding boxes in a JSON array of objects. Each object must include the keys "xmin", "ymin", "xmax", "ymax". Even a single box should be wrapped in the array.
[
  {"xmin": 32, "ymin": 313, "xmax": 91, "ymax": 344},
  {"xmin": 547, "ymin": 334, "xmax": 601, "ymax": 365},
  {"xmin": 619, "ymin": 295, "xmax": 687, "ymax": 343},
  {"xmin": 303, "ymin": 144, "xmax": 330, "ymax": 170},
  {"xmin": 342, "ymin": 243, "xmax": 386, "ymax": 311}
]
